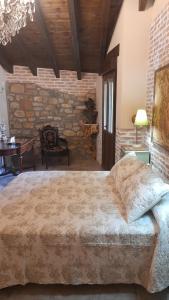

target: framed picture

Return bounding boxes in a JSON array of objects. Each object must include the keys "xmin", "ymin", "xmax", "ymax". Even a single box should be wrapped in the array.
[{"xmin": 152, "ymin": 64, "xmax": 169, "ymax": 151}]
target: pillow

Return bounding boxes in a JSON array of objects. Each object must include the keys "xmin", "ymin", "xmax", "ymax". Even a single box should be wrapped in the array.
[
  {"xmin": 120, "ymin": 165, "xmax": 169, "ymax": 223},
  {"xmin": 110, "ymin": 152, "xmax": 145, "ymax": 192}
]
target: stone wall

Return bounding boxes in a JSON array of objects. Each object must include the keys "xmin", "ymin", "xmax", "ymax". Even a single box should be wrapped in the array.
[{"xmin": 7, "ymin": 78, "xmax": 97, "ymax": 160}]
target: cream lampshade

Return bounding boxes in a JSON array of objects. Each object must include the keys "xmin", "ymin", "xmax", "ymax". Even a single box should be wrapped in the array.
[
  {"xmin": 134, "ymin": 109, "xmax": 148, "ymax": 144},
  {"xmin": 134, "ymin": 109, "xmax": 148, "ymax": 127}
]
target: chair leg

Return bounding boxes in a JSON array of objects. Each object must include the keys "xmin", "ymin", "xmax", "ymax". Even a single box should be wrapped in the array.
[
  {"xmin": 45, "ymin": 153, "xmax": 48, "ymax": 169},
  {"xmin": 67, "ymin": 151, "xmax": 70, "ymax": 166},
  {"xmin": 41, "ymin": 151, "xmax": 44, "ymax": 165}
]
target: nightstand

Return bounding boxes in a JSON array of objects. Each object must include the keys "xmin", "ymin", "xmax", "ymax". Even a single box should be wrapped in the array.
[{"xmin": 121, "ymin": 144, "xmax": 150, "ymax": 164}]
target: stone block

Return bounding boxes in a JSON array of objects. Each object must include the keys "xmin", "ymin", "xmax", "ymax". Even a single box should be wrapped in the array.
[
  {"xmin": 65, "ymin": 123, "xmax": 73, "ymax": 129},
  {"xmin": 63, "ymin": 130, "xmax": 76, "ymax": 137},
  {"xmin": 20, "ymin": 99, "xmax": 32, "ymax": 110},
  {"xmin": 26, "ymin": 111, "xmax": 34, "ymax": 117},
  {"xmin": 61, "ymin": 103, "xmax": 71, "ymax": 108},
  {"xmin": 33, "ymin": 102, "xmax": 43, "ymax": 107},
  {"xmin": 39, "ymin": 90, "xmax": 50, "ymax": 96},
  {"xmin": 14, "ymin": 110, "xmax": 25, "ymax": 118},
  {"xmin": 65, "ymin": 109, "xmax": 72, "ymax": 114},
  {"xmin": 10, "ymin": 102, "xmax": 19, "ymax": 110},
  {"xmin": 12, "ymin": 122, "xmax": 22, "ymax": 129},
  {"xmin": 48, "ymin": 97, "xmax": 57, "ymax": 104},
  {"xmin": 34, "ymin": 96, "xmax": 43, "ymax": 102},
  {"xmin": 45, "ymin": 105, "xmax": 54, "ymax": 111},
  {"xmin": 8, "ymin": 95, "xmax": 15, "ymax": 102},
  {"xmin": 77, "ymin": 131, "xmax": 84, "ymax": 137},
  {"xmin": 24, "ymin": 122, "xmax": 34, "ymax": 129},
  {"xmin": 40, "ymin": 111, "xmax": 49, "ymax": 117},
  {"xmin": 10, "ymin": 83, "xmax": 24, "ymax": 94}
]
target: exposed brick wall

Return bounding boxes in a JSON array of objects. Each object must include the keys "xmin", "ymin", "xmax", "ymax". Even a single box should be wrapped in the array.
[
  {"xmin": 7, "ymin": 66, "xmax": 97, "ymax": 98},
  {"xmin": 6, "ymin": 66, "xmax": 98, "ymax": 160},
  {"xmin": 146, "ymin": 2, "xmax": 169, "ymax": 177}
]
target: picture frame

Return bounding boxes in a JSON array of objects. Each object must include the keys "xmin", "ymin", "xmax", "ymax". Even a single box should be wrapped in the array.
[{"xmin": 152, "ymin": 64, "xmax": 169, "ymax": 151}]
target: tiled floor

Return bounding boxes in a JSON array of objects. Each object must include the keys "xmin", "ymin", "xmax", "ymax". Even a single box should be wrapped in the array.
[{"xmin": 0, "ymin": 158, "xmax": 169, "ymax": 299}]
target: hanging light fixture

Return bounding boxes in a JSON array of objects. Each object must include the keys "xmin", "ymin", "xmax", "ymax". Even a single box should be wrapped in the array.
[{"xmin": 0, "ymin": 0, "xmax": 35, "ymax": 46}]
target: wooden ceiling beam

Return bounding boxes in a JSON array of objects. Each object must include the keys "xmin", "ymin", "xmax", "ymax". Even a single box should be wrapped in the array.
[
  {"xmin": 99, "ymin": 0, "xmax": 112, "ymax": 73},
  {"xmin": 68, "ymin": 0, "xmax": 81, "ymax": 80},
  {"xmin": 105, "ymin": 0, "xmax": 123, "ymax": 54},
  {"xmin": 139, "ymin": 0, "xmax": 148, "ymax": 11},
  {"xmin": 0, "ymin": 48, "xmax": 13, "ymax": 73},
  {"xmin": 16, "ymin": 36, "xmax": 37, "ymax": 76},
  {"xmin": 36, "ymin": 0, "xmax": 60, "ymax": 78}
]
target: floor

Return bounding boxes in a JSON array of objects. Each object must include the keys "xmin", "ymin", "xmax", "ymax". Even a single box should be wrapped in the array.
[
  {"xmin": 0, "ymin": 157, "xmax": 169, "ymax": 299},
  {"xmin": 0, "ymin": 157, "xmax": 102, "ymax": 190},
  {"xmin": 0, "ymin": 284, "xmax": 168, "ymax": 300}
]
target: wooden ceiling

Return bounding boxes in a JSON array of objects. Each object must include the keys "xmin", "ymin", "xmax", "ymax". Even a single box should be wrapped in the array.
[{"xmin": 0, "ymin": 0, "xmax": 123, "ymax": 78}]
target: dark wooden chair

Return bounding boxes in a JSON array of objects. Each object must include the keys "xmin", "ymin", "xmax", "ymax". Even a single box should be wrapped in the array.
[{"xmin": 39, "ymin": 125, "xmax": 70, "ymax": 169}]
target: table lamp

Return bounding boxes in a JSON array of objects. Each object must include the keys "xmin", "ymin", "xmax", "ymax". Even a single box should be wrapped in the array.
[{"xmin": 134, "ymin": 109, "xmax": 148, "ymax": 144}]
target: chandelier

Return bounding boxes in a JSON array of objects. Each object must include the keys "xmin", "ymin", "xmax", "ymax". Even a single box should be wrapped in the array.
[{"xmin": 0, "ymin": 0, "xmax": 35, "ymax": 46}]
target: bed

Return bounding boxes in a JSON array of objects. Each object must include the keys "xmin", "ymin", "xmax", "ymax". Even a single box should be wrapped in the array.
[{"xmin": 0, "ymin": 169, "xmax": 168, "ymax": 293}]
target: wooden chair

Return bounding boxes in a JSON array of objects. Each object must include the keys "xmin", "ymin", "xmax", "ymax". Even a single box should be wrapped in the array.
[{"xmin": 39, "ymin": 125, "xmax": 70, "ymax": 169}]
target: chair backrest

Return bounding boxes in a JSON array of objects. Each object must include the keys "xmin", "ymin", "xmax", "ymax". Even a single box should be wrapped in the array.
[{"xmin": 39, "ymin": 125, "xmax": 58, "ymax": 149}]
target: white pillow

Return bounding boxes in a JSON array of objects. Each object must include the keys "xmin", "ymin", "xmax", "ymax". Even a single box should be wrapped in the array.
[
  {"xmin": 110, "ymin": 152, "xmax": 145, "ymax": 192},
  {"xmin": 120, "ymin": 165, "xmax": 169, "ymax": 223}
]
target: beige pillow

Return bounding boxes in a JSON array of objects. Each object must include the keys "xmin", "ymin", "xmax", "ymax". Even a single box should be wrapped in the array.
[
  {"xmin": 110, "ymin": 152, "xmax": 145, "ymax": 192},
  {"xmin": 120, "ymin": 165, "xmax": 169, "ymax": 223}
]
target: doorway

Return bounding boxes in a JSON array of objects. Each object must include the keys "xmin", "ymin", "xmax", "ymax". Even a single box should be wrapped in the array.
[{"xmin": 102, "ymin": 71, "xmax": 117, "ymax": 170}]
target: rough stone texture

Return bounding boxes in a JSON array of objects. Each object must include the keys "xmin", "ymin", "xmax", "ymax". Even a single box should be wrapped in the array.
[{"xmin": 7, "ymin": 82, "xmax": 97, "ymax": 159}]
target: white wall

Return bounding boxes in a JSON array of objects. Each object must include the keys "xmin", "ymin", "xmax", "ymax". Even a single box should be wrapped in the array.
[
  {"xmin": 108, "ymin": 0, "xmax": 151, "ymax": 129},
  {"xmin": 0, "ymin": 66, "xmax": 9, "ymax": 133},
  {"xmin": 152, "ymin": 0, "xmax": 169, "ymax": 18}
]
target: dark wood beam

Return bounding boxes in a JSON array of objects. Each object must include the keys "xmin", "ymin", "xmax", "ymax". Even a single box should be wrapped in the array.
[
  {"xmin": 16, "ymin": 36, "xmax": 37, "ymax": 76},
  {"xmin": 35, "ymin": 0, "xmax": 60, "ymax": 78},
  {"xmin": 68, "ymin": 0, "xmax": 81, "ymax": 80},
  {"xmin": 139, "ymin": 0, "xmax": 151, "ymax": 11},
  {"xmin": 105, "ymin": 0, "xmax": 123, "ymax": 54},
  {"xmin": 99, "ymin": 0, "xmax": 123, "ymax": 74},
  {"xmin": 101, "ymin": 44, "xmax": 120, "ymax": 75},
  {"xmin": 99, "ymin": 0, "xmax": 112, "ymax": 73},
  {"xmin": 0, "ymin": 47, "xmax": 13, "ymax": 73}
]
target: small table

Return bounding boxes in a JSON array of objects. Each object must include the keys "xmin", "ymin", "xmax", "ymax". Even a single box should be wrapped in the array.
[
  {"xmin": 121, "ymin": 144, "xmax": 150, "ymax": 164},
  {"xmin": 0, "ymin": 138, "xmax": 36, "ymax": 176}
]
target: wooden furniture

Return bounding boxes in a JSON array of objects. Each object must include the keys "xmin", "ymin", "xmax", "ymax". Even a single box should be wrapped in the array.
[
  {"xmin": 39, "ymin": 125, "xmax": 70, "ymax": 169},
  {"xmin": 0, "ymin": 137, "xmax": 35, "ymax": 176},
  {"xmin": 121, "ymin": 144, "xmax": 150, "ymax": 164}
]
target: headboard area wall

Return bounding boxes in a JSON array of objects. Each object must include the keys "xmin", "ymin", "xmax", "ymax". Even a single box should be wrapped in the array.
[{"xmin": 146, "ymin": 1, "xmax": 169, "ymax": 177}]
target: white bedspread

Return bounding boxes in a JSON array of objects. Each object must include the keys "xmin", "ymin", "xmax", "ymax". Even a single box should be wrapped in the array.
[{"xmin": 0, "ymin": 171, "xmax": 167, "ymax": 292}]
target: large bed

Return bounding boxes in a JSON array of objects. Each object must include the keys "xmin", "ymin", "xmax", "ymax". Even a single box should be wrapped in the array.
[{"xmin": 0, "ymin": 169, "xmax": 168, "ymax": 293}]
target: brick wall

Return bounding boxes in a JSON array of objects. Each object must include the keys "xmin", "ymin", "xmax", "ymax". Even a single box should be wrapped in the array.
[
  {"xmin": 7, "ymin": 66, "xmax": 98, "ymax": 160},
  {"xmin": 7, "ymin": 66, "xmax": 97, "ymax": 98},
  {"xmin": 146, "ymin": 2, "xmax": 169, "ymax": 177}
]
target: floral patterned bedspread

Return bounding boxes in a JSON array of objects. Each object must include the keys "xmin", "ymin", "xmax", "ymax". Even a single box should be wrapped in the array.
[{"xmin": 0, "ymin": 171, "xmax": 165, "ymax": 292}]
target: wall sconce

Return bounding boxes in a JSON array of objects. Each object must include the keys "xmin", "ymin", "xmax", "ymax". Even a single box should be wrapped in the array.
[{"xmin": 133, "ymin": 109, "xmax": 149, "ymax": 144}]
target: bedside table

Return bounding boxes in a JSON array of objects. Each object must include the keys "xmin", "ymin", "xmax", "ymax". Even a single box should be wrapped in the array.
[{"xmin": 121, "ymin": 144, "xmax": 150, "ymax": 164}]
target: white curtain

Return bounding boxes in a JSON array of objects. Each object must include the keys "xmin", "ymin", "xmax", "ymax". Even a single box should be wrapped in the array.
[{"xmin": 0, "ymin": 66, "xmax": 8, "ymax": 168}]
